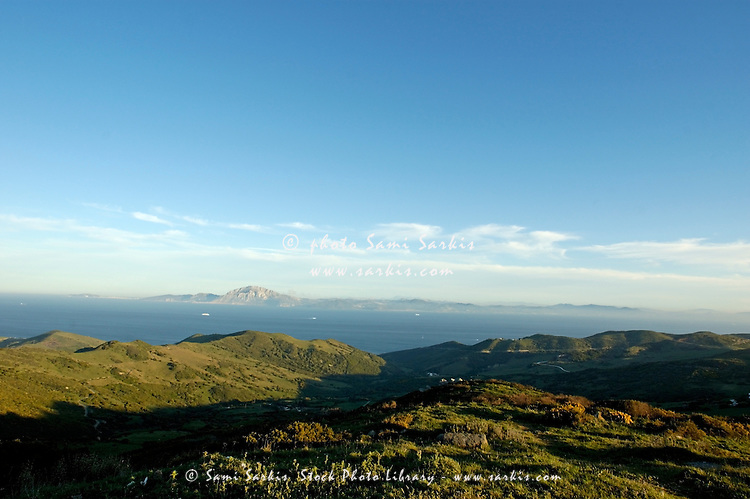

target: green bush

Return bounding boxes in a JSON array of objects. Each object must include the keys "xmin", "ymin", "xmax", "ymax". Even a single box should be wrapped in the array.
[
  {"xmin": 667, "ymin": 420, "xmax": 707, "ymax": 440},
  {"xmin": 597, "ymin": 408, "xmax": 634, "ymax": 425},
  {"xmin": 247, "ymin": 421, "xmax": 342, "ymax": 450},
  {"xmin": 285, "ymin": 421, "xmax": 338, "ymax": 444},
  {"xmin": 383, "ymin": 413, "xmax": 414, "ymax": 429},
  {"xmin": 548, "ymin": 402, "xmax": 589, "ymax": 426}
]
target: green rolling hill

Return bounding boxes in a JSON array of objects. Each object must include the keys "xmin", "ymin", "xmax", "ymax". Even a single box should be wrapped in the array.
[
  {"xmin": 381, "ymin": 330, "xmax": 750, "ymax": 409},
  {"xmin": 0, "ymin": 330, "xmax": 104, "ymax": 351},
  {"xmin": 0, "ymin": 330, "xmax": 384, "ymax": 424}
]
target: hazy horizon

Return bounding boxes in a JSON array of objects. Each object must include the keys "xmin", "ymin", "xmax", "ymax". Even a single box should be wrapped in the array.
[
  {"xmin": 4, "ymin": 288, "xmax": 750, "ymax": 318},
  {"xmin": 3, "ymin": 294, "xmax": 749, "ymax": 354}
]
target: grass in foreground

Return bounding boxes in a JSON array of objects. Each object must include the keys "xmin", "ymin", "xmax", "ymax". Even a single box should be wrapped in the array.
[{"xmin": 8, "ymin": 380, "xmax": 750, "ymax": 499}]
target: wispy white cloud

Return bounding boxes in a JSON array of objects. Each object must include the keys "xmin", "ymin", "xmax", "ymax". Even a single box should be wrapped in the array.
[
  {"xmin": 459, "ymin": 223, "xmax": 577, "ymax": 258},
  {"xmin": 1, "ymin": 213, "xmax": 187, "ymax": 247},
  {"xmin": 457, "ymin": 261, "xmax": 738, "ymax": 283},
  {"xmin": 0, "ymin": 214, "xmax": 70, "ymax": 231},
  {"xmin": 230, "ymin": 247, "xmax": 295, "ymax": 262},
  {"xmin": 76, "ymin": 225, "xmax": 188, "ymax": 246},
  {"xmin": 182, "ymin": 216, "xmax": 210, "ymax": 226},
  {"xmin": 296, "ymin": 222, "xmax": 576, "ymax": 260},
  {"xmin": 583, "ymin": 239, "xmax": 750, "ymax": 269},
  {"xmin": 134, "ymin": 207, "xmax": 269, "ymax": 232},
  {"xmin": 132, "ymin": 212, "xmax": 174, "ymax": 226},
  {"xmin": 461, "ymin": 223, "xmax": 525, "ymax": 239},
  {"xmin": 227, "ymin": 223, "xmax": 265, "ymax": 232},
  {"xmin": 279, "ymin": 222, "xmax": 319, "ymax": 231},
  {"xmin": 371, "ymin": 223, "xmax": 443, "ymax": 239}
]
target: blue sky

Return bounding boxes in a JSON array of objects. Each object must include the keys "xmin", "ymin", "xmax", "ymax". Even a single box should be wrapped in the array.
[{"xmin": 1, "ymin": 1, "xmax": 748, "ymax": 311}]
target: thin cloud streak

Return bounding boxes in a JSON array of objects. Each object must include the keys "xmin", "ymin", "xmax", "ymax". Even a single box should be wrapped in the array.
[
  {"xmin": 129, "ymin": 207, "xmax": 269, "ymax": 232},
  {"xmin": 459, "ymin": 224, "xmax": 577, "ymax": 258},
  {"xmin": 227, "ymin": 223, "xmax": 266, "ymax": 232},
  {"xmin": 279, "ymin": 222, "xmax": 320, "ymax": 231},
  {"xmin": 456, "ymin": 262, "xmax": 747, "ymax": 285},
  {"xmin": 583, "ymin": 239, "xmax": 750, "ymax": 269},
  {"xmin": 461, "ymin": 223, "xmax": 525, "ymax": 239},
  {"xmin": 182, "ymin": 216, "xmax": 210, "ymax": 226},
  {"xmin": 132, "ymin": 212, "xmax": 174, "ymax": 226},
  {"xmin": 1, "ymin": 213, "xmax": 188, "ymax": 248},
  {"xmin": 0, "ymin": 214, "xmax": 71, "ymax": 231},
  {"xmin": 77, "ymin": 225, "xmax": 188, "ymax": 246},
  {"xmin": 372, "ymin": 223, "xmax": 443, "ymax": 239}
]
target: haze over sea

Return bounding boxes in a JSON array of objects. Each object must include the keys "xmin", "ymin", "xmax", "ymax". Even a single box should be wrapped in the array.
[{"xmin": 2, "ymin": 294, "xmax": 749, "ymax": 354}]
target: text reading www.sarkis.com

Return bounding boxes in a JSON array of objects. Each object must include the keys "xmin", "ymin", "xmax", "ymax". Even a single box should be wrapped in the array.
[{"xmin": 310, "ymin": 264, "xmax": 454, "ymax": 278}]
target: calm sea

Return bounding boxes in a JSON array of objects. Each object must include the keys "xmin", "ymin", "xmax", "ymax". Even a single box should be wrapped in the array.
[{"xmin": 1, "ymin": 294, "xmax": 748, "ymax": 354}]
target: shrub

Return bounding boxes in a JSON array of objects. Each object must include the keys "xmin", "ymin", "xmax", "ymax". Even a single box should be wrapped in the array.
[
  {"xmin": 601, "ymin": 400, "xmax": 659, "ymax": 419},
  {"xmin": 247, "ymin": 421, "xmax": 342, "ymax": 450},
  {"xmin": 597, "ymin": 408, "xmax": 634, "ymax": 425},
  {"xmin": 691, "ymin": 414, "xmax": 750, "ymax": 438},
  {"xmin": 667, "ymin": 420, "xmax": 707, "ymax": 440},
  {"xmin": 425, "ymin": 455, "xmax": 461, "ymax": 477},
  {"xmin": 509, "ymin": 393, "xmax": 535, "ymax": 407},
  {"xmin": 383, "ymin": 413, "xmax": 414, "ymax": 429},
  {"xmin": 284, "ymin": 421, "xmax": 338, "ymax": 444},
  {"xmin": 548, "ymin": 402, "xmax": 589, "ymax": 426},
  {"xmin": 560, "ymin": 395, "xmax": 593, "ymax": 408},
  {"xmin": 472, "ymin": 392, "xmax": 503, "ymax": 405}
]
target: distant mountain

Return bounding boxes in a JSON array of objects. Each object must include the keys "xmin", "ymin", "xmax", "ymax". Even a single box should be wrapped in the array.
[
  {"xmin": 142, "ymin": 285, "xmax": 300, "ymax": 306},
  {"xmin": 142, "ymin": 285, "xmax": 645, "ymax": 314},
  {"xmin": 141, "ymin": 292, "xmax": 221, "ymax": 303},
  {"xmin": 213, "ymin": 286, "xmax": 302, "ymax": 306}
]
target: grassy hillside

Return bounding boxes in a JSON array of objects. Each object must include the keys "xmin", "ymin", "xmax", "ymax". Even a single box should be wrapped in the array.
[
  {"xmin": 7, "ymin": 379, "xmax": 750, "ymax": 498},
  {"xmin": 513, "ymin": 347, "xmax": 750, "ymax": 408},
  {"xmin": 0, "ymin": 330, "xmax": 104, "ymax": 351},
  {"xmin": 382, "ymin": 330, "xmax": 750, "ymax": 409},
  {"xmin": 384, "ymin": 330, "xmax": 750, "ymax": 371},
  {"xmin": 0, "ymin": 330, "xmax": 384, "ymax": 437}
]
